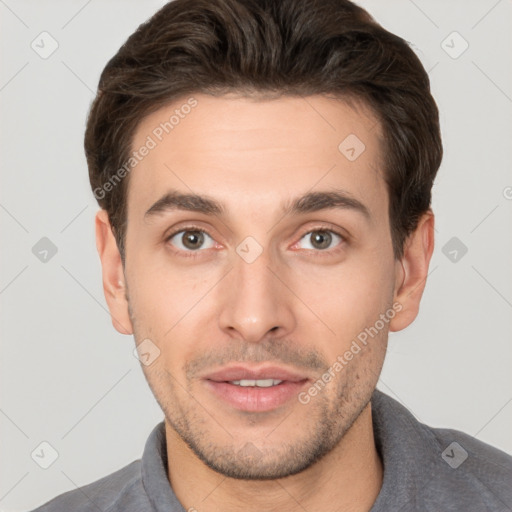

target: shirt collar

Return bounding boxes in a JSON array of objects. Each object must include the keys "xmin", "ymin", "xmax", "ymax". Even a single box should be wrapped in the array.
[
  {"xmin": 141, "ymin": 420, "xmax": 185, "ymax": 512},
  {"xmin": 369, "ymin": 389, "xmax": 439, "ymax": 511}
]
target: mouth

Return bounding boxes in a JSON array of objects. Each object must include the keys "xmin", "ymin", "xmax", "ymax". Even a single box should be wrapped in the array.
[{"xmin": 202, "ymin": 365, "xmax": 311, "ymax": 412}]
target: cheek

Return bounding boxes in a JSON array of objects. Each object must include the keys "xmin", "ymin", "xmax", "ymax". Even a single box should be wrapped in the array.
[
  {"xmin": 286, "ymin": 262, "xmax": 394, "ymax": 371},
  {"xmin": 124, "ymin": 257, "xmax": 178, "ymax": 338},
  {"xmin": 126, "ymin": 258, "xmax": 215, "ymax": 362},
  {"xmin": 292, "ymin": 252, "xmax": 393, "ymax": 322}
]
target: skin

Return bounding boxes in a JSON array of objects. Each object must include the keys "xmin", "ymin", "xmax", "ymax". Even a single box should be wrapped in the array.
[{"xmin": 96, "ymin": 93, "xmax": 434, "ymax": 512}]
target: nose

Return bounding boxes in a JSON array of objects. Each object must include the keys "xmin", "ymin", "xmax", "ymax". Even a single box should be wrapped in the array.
[{"xmin": 217, "ymin": 246, "xmax": 296, "ymax": 343}]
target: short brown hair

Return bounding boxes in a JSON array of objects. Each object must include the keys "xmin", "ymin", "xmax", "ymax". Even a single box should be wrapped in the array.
[{"xmin": 85, "ymin": 0, "xmax": 442, "ymax": 262}]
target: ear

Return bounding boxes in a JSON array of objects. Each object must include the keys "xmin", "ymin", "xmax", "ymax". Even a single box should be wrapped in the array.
[
  {"xmin": 389, "ymin": 209, "xmax": 435, "ymax": 332},
  {"xmin": 95, "ymin": 209, "xmax": 133, "ymax": 335}
]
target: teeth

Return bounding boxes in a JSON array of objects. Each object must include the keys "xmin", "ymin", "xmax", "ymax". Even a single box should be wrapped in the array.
[{"xmin": 230, "ymin": 379, "xmax": 283, "ymax": 387}]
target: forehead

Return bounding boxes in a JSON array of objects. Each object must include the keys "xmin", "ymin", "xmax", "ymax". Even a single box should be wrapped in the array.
[{"xmin": 126, "ymin": 93, "xmax": 386, "ymax": 219}]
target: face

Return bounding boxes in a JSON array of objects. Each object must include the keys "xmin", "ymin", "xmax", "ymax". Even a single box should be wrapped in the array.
[{"xmin": 112, "ymin": 93, "xmax": 403, "ymax": 479}]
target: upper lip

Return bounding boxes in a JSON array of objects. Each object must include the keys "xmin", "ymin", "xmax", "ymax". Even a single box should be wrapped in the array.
[{"xmin": 203, "ymin": 364, "xmax": 310, "ymax": 383}]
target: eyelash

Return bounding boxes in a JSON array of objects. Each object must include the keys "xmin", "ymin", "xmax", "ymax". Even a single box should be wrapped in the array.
[{"xmin": 164, "ymin": 224, "xmax": 347, "ymax": 258}]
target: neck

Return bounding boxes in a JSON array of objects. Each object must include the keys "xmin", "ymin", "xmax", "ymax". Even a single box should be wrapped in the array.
[{"xmin": 165, "ymin": 403, "xmax": 383, "ymax": 512}]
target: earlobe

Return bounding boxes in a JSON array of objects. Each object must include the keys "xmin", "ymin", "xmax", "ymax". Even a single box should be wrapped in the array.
[
  {"xmin": 95, "ymin": 209, "xmax": 133, "ymax": 335},
  {"xmin": 389, "ymin": 210, "xmax": 435, "ymax": 333}
]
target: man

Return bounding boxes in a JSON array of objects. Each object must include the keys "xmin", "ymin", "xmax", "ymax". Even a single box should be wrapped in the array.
[{"xmin": 32, "ymin": 0, "xmax": 512, "ymax": 510}]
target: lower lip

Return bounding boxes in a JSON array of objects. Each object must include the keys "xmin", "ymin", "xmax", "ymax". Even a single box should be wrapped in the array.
[{"xmin": 204, "ymin": 380, "xmax": 309, "ymax": 412}]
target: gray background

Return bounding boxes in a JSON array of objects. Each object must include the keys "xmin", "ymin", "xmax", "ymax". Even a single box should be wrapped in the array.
[{"xmin": 1, "ymin": 0, "xmax": 511, "ymax": 510}]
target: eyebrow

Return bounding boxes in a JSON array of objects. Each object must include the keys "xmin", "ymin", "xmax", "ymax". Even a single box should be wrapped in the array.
[{"xmin": 144, "ymin": 189, "xmax": 372, "ymax": 222}]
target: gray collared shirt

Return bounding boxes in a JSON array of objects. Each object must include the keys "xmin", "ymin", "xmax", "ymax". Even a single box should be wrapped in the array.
[{"xmin": 31, "ymin": 390, "xmax": 512, "ymax": 511}]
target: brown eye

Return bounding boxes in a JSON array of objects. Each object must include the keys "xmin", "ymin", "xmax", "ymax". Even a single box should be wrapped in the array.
[
  {"xmin": 297, "ymin": 230, "xmax": 344, "ymax": 251},
  {"xmin": 181, "ymin": 231, "xmax": 203, "ymax": 250},
  {"xmin": 167, "ymin": 229, "xmax": 215, "ymax": 252},
  {"xmin": 309, "ymin": 231, "xmax": 332, "ymax": 249}
]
